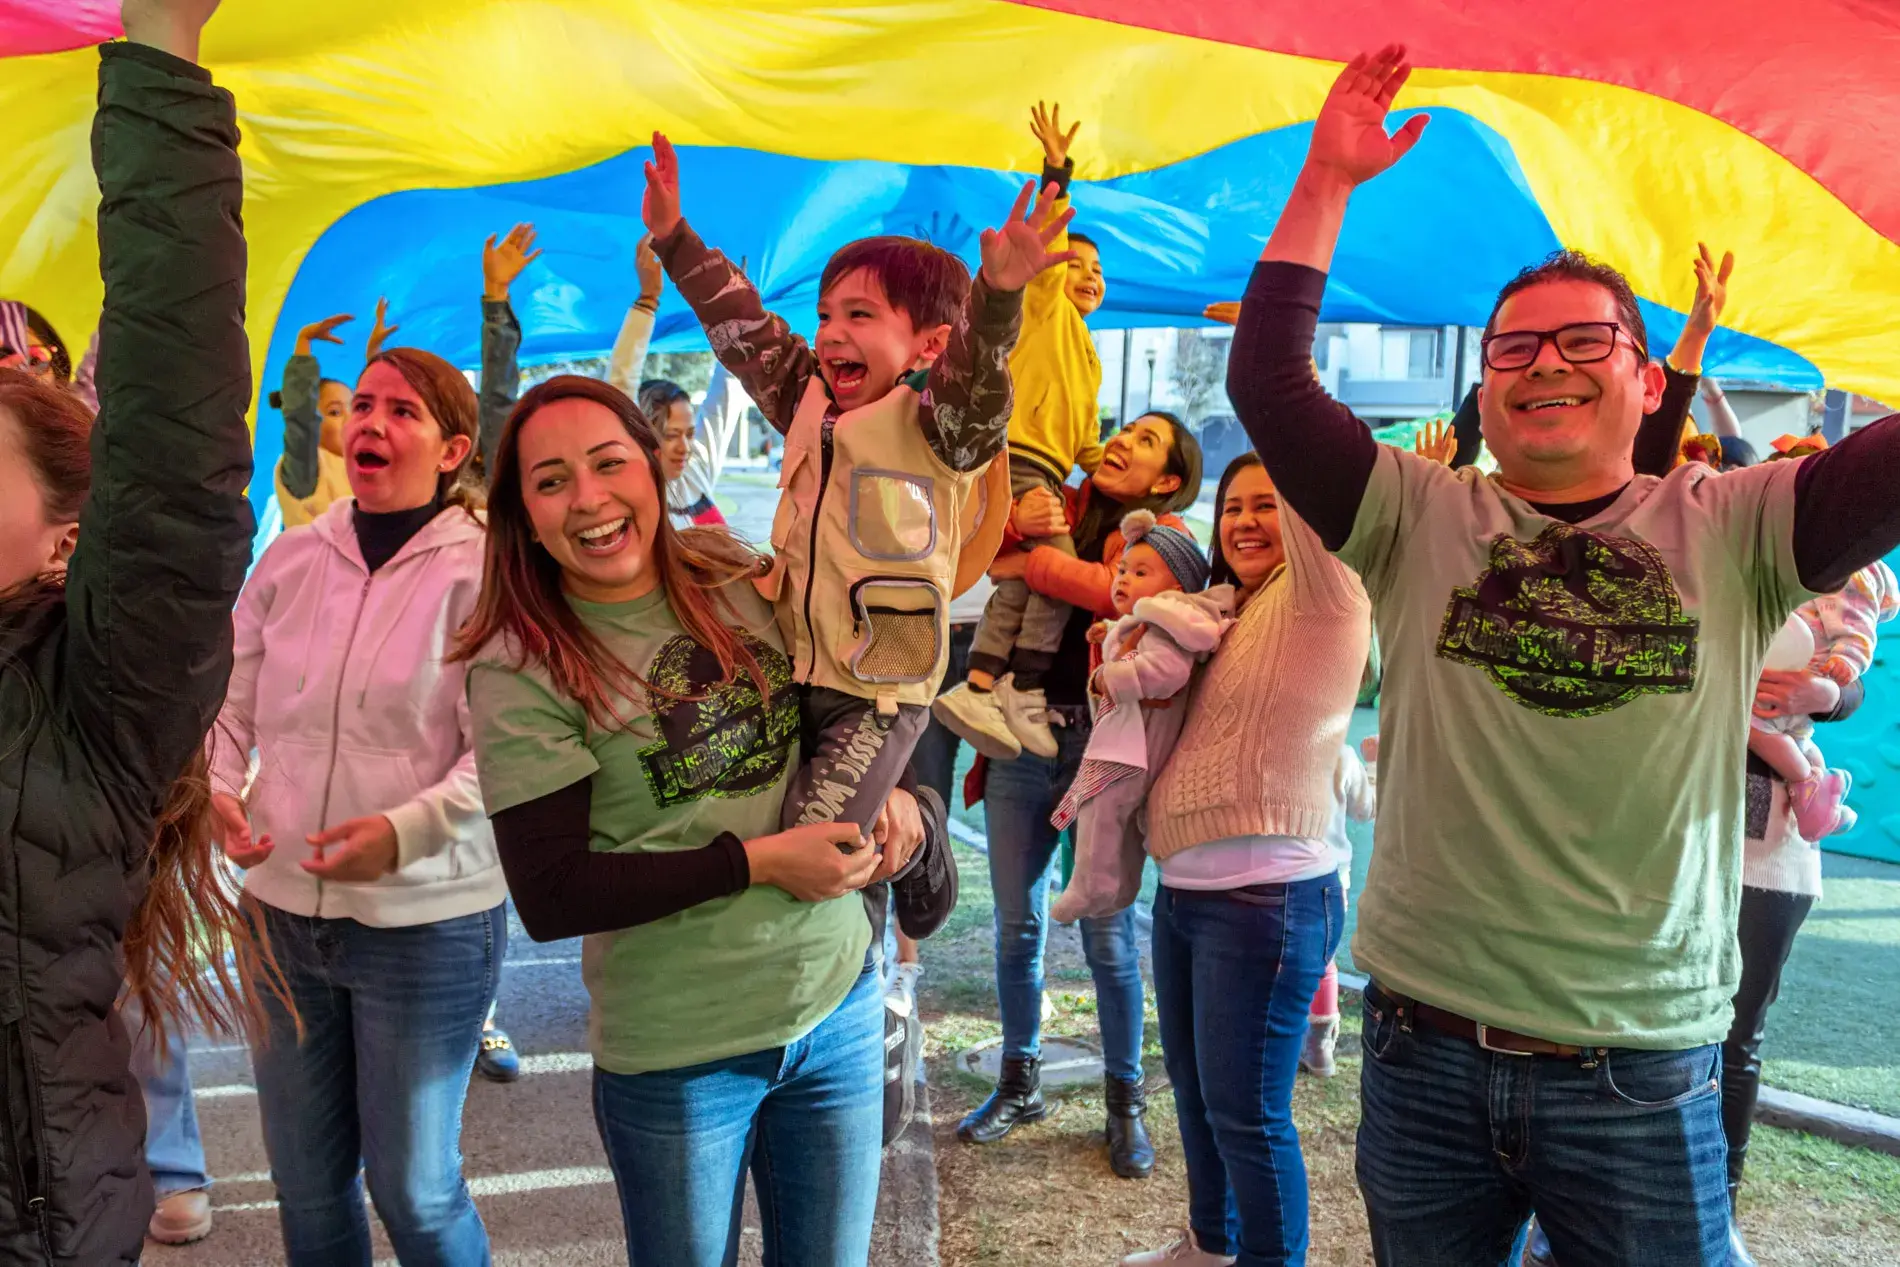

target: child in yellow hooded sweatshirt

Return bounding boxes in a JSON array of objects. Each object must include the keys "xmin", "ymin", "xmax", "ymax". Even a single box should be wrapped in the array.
[{"xmin": 934, "ymin": 103, "xmax": 1108, "ymax": 763}]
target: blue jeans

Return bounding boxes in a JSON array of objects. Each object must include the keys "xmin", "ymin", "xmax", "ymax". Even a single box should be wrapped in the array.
[
  {"xmin": 592, "ymin": 956, "xmax": 885, "ymax": 1267},
  {"xmin": 1356, "ymin": 988, "xmax": 1730, "ymax": 1266},
  {"xmin": 983, "ymin": 718, "xmax": 1145, "ymax": 1080},
  {"xmin": 913, "ymin": 622, "xmax": 976, "ymax": 810},
  {"xmin": 1153, "ymin": 876, "xmax": 1343, "ymax": 1266},
  {"xmin": 251, "ymin": 902, "xmax": 504, "ymax": 1267},
  {"xmin": 127, "ymin": 1003, "xmax": 211, "ymax": 1197}
]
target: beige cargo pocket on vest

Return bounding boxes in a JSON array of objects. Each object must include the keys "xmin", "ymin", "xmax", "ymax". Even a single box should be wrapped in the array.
[
  {"xmin": 847, "ymin": 578, "xmax": 943, "ymax": 684},
  {"xmin": 849, "ymin": 469, "xmax": 936, "ymax": 562}
]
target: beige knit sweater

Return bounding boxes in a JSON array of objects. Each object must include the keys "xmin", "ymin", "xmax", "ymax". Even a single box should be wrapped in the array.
[{"xmin": 1147, "ymin": 505, "xmax": 1371, "ymax": 858}]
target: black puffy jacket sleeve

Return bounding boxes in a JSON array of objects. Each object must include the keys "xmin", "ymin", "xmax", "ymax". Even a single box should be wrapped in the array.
[{"xmin": 64, "ymin": 41, "xmax": 254, "ymax": 803}]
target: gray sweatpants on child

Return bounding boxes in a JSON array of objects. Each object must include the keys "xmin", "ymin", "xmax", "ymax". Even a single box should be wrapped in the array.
[{"xmin": 967, "ymin": 456, "xmax": 1075, "ymax": 685}]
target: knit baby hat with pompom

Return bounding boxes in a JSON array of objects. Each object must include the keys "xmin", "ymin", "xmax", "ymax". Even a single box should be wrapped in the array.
[{"xmin": 1120, "ymin": 509, "xmax": 1209, "ymax": 592}]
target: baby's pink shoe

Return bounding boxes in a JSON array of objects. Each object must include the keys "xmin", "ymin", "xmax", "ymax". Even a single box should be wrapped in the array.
[{"xmin": 1789, "ymin": 768, "xmax": 1853, "ymax": 841}]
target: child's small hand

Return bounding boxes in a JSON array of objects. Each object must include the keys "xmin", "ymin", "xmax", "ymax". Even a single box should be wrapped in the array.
[
  {"xmin": 1820, "ymin": 655, "xmax": 1858, "ymax": 687},
  {"xmin": 643, "ymin": 132, "xmax": 683, "ymax": 240},
  {"xmin": 980, "ymin": 180, "xmax": 1077, "ymax": 293},
  {"xmin": 1086, "ymin": 620, "xmax": 1110, "ymax": 646},
  {"xmin": 1029, "ymin": 101, "xmax": 1082, "ymax": 169}
]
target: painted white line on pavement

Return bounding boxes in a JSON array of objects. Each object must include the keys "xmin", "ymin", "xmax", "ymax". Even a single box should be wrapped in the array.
[{"xmin": 213, "ymin": 1166, "xmax": 615, "ymax": 1215}]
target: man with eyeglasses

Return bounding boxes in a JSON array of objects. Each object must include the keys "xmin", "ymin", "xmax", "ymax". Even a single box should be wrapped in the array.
[{"xmin": 1224, "ymin": 46, "xmax": 1900, "ymax": 1267}]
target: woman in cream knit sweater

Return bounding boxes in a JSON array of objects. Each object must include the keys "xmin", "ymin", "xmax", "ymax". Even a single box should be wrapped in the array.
[{"xmin": 1127, "ymin": 453, "xmax": 1370, "ymax": 1267}]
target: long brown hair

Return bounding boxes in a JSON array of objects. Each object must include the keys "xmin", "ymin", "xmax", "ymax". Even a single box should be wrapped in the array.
[
  {"xmin": 363, "ymin": 347, "xmax": 484, "ymax": 515},
  {"xmin": 123, "ymin": 743, "xmax": 290, "ymax": 1057},
  {"xmin": 451, "ymin": 375, "xmax": 767, "ymax": 727},
  {"xmin": 0, "ymin": 369, "xmax": 286, "ymax": 1054}
]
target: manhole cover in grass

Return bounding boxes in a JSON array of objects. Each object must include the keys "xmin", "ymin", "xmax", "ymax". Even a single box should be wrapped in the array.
[{"xmin": 957, "ymin": 1037, "xmax": 1102, "ymax": 1089}]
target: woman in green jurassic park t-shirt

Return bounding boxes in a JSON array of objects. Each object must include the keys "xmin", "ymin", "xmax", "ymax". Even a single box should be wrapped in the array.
[{"xmin": 457, "ymin": 376, "xmax": 920, "ymax": 1266}]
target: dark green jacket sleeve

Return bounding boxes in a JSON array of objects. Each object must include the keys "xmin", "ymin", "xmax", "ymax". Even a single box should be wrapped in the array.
[
  {"xmin": 62, "ymin": 41, "xmax": 254, "ymax": 798},
  {"xmin": 479, "ymin": 298, "xmax": 521, "ymax": 474},
  {"xmin": 279, "ymin": 351, "xmax": 322, "ymax": 497}
]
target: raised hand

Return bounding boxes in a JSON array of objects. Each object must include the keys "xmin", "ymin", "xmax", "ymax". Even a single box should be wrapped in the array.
[
  {"xmin": 1308, "ymin": 46, "xmax": 1428, "ymax": 188},
  {"xmin": 980, "ymin": 179, "xmax": 1078, "ymax": 293},
  {"xmin": 294, "ymin": 313, "xmax": 353, "ymax": 358},
  {"xmin": 1030, "ymin": 101, "xmax": 1082, "ymax": 168},
  {"xmin": 364, "ymin": 297, "xmax": 399, "ymax": 361},
  {"xmin": 643, "ymin": 132, "xmax": 683, "ymax": 240},
  {"xmin": 1685, "ymin": 243, "xmax": 1735, "ymax": 339},
  {"xmin": 302, "ymin": 814, "xmax": 400, "ymax": 883},
  {"xmin": 635, "ymin": 233, "xmax": 664, "ymax": 304},
  {"xmin": 1203, "ymin": 301, "xmax": 1242, "ymax": 326},
  {"xmin": 1414, "ymin": 417, "xmax": 1456, "ymax": 466},
  {"xmin": 122, "ymin": 0, "xmax": 221, "ymax": 62},
  {"xmin": 483, "ymin": 223, "xmax": 543, "ymax": 303}
]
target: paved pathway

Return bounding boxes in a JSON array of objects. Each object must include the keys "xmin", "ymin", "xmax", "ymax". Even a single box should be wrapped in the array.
[{"xmin": 146, "ymin": 906, "xmax": 937, "ymax": 1266}]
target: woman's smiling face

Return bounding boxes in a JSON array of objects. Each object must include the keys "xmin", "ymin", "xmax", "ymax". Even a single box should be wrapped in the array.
[
  {"xmin": 516, "ymin": 396, "xmax": 663, "ymax": 604},
  {"xmin": 1219, "ymin": 462, "xmax": 1284, "ymax": 595}
]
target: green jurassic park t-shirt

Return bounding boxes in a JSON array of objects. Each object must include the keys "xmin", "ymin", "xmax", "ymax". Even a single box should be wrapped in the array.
[
  {"xmin": 1341, "ymin": 448, "xmax": 1813, "ymax": 1049},
  {"xmin": 468, "ymin": 582, "xmax": 870, "ymax": 1075}
]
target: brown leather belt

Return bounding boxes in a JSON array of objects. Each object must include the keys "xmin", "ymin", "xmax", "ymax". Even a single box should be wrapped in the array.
[{"xmin": 1366, "ymin": 980, "xmax": 1596, "ymax": 1060}]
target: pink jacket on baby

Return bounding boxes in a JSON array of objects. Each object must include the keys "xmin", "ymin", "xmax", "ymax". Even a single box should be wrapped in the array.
[{"xmin": 1801, "ymin": 559, "xmax": 1900, "ymax": 681}]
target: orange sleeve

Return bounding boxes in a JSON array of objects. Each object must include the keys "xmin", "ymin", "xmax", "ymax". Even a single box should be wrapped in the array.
[{"xmin": 1025, "ymin": 543, "xmax": 1118, "ymax": 616}]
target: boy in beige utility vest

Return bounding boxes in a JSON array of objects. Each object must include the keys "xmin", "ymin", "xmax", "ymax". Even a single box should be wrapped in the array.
[{"xmin": 643, "ymin": 131, "xmax": 1077, "ymax": 844}]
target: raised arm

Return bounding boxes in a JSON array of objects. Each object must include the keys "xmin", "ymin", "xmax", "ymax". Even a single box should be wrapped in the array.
[
  {"xmin": 279, "ymin": 313, "xmax": 351, "ymax": 498},
  {"xmin": 675, "ymin": 362, "xmax": 738, "ymax": 510},
  {"xmin": 64, "ymin": 22, "xmax": 254, "ymax": 798},
  {"xmin": 644, "ymin": 132, "xmax": 816, "ymax": 433},
  {"xmin": 1701, "ymin": 377, "xmax": 1743, "ymax": 439},
  {"xmin": 1634, "ymin": 246, "xmax": 1730, "ymax": 476},
  {"xmin": 1630, "ymin": 365, "xmax": 1702, "ymax": 478},
  {"xmin": 913, "ymin": 180, "xmax": 1078, "ymax": 472},
  {"xmin": 1791, "ymin": 413, "xmax": 1900, "ymax": 593},
  {"xmin": 477, "ymin": 223, "xmax": 541, "ymax": 471},
  {"xmin": 1235, "ymin": 48, "xmax": 1426, "ymax": 549},
  {"xmin": 605, "ymin": 233, "xmax": 663, "ymax": 398}
]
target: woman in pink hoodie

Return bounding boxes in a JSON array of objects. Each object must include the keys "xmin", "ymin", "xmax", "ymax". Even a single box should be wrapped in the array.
[{"xmin": 209, "ymin": 348, "xmax": 502, "ymax": 1266}]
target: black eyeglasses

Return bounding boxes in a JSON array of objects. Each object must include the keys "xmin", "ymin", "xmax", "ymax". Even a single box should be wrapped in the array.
[{"xmin": 1481, "ymin": 322, "xmax": 1644, "ymax": 372}]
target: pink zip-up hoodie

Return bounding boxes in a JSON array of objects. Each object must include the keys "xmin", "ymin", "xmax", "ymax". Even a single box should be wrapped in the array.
[{"xmin": 210, "ymin": 498, "xmax": 503, "ymax": 927}]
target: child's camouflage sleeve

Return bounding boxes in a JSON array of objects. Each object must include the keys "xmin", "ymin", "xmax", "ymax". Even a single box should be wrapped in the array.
[
  {"xmin": 922, "ymin": 275, "xmax": 1025, "ymax": 472},
  {"xmin": 654, "ymin": 219, "xmax": 815, "ymax": 434}
]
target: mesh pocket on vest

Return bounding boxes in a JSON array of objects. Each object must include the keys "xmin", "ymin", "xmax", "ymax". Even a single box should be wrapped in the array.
[{"xmin": 848, "ymin": 578, "xmax": 943, "ymax": 684}]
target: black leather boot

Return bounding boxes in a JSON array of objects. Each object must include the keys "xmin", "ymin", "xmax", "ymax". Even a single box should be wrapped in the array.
[
  {"xmin": 957, "ymin": 1055, "xmax": 1046, "ymax": 1144},
  {"xmin": 1104, "ymin": 1074, "xmax": 1155, "ymax": 1179},
  {"xmin": 1726, "ymin": 1182, "xmax": 1757, "ymax": 1267}
]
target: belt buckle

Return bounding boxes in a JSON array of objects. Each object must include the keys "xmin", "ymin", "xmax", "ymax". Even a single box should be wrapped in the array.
[{"xmin": 1476, "ymin": 1024, "xmax": 1532, "ymax": 1057}]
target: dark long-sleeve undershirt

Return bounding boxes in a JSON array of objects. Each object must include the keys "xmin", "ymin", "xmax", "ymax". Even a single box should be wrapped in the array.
[
  {"xmin": 1229, "ymin": 261, "xmax": 1900, "ymax": 595},
  {"xmin": 492, "ymin": 766, "xmax": 948, "ymax": 944},
  {"xmin": 491, "ymin": 777, "xmax": 750, "ymax": 942}
]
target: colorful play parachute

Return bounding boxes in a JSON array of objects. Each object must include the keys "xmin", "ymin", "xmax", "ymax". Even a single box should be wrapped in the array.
[{"xmin": 6, "ymin": 2, "xmax": 1900, "ymax": 496}]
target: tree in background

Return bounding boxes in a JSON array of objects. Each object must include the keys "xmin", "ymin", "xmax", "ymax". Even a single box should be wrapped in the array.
[{"xmin": 1171, "ymin": 328, "xmax": 1230, "ymax": 429}]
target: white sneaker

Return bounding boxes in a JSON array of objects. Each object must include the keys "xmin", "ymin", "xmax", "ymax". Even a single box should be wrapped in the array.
[
  {"xmin": 1121, "ymin": 1228, "xmax": 1236, "ymax": 1266},
  {"xmin": 1300, "ymin": 1014, "xmax": 1339, "ymax": 1078},
  {"xmin": 995, "ymin": 674, "xmax": 1060, "ymax": 759},
  {"xmin": 931, "ymin": 682, "xmax": 1022, "ymax": 760}
]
